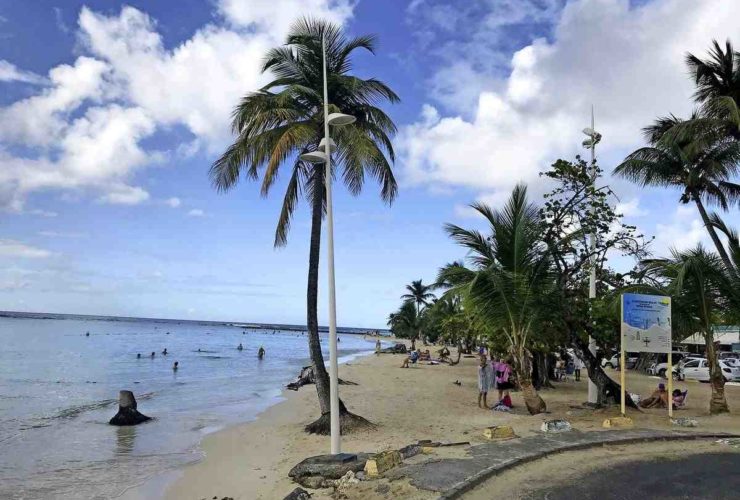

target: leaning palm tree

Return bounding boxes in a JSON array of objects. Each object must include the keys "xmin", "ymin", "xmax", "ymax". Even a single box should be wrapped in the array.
[
  {"xmin": 440, "ymin": 185, "xmax": 552, "ymax": 415},
  {"xmin": 211, "ymin": 18, "xmax": 399, "ymax": 434},
  {"xmin": 642, "ymin": 246, "xmax": 733, "ymax": 414},
  {"xmin": 614, "ymin": 125, "xmax": 740, "ymax": 273}
]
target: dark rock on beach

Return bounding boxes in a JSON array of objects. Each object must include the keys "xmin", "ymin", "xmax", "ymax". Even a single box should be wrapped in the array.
[
  {"xmin": 109, "ymin": 390, "xmax": 152, "ymax": 426},
  {"xmin": 283, "ymin": 487, "xmax": 312, "ymax": 499},
  {"xmin": 288, "ymin": 453, "xmax": 370, "ymax": 488}
]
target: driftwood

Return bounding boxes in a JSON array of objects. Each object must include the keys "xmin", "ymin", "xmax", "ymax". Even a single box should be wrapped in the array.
[{"xmin": 286, "ymin": 366, "xmax": 358, "ymax": 391}]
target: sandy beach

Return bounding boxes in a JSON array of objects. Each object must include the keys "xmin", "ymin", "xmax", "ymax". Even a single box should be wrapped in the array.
[{"xmin": 166, "ymin": 345, "xmax": 740, "ymax": 499}]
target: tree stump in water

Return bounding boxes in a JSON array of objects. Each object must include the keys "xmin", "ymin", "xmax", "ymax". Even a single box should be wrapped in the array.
[{"xmin": 109, "ymin": 390, "xmax": 152, "ymax": 426}]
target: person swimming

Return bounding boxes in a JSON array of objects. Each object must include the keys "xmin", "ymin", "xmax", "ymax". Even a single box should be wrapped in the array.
[
  {"xmin": 162, "ymin": 348, "xmax": 168, "ymax": 355},
  {"xmin": 137, "ymin": 353, "xmax": 141, "ymax": 359},
  {"xmin": 150, "ymin": 352, "xmax": 155, "ymax": 358},
  {"xmin": 173, "ymin": 361, "xmax": 179, "ymax": 371},
  {"xmin": 237, "ymin": 343, "xmax": 243, "ymax": 351},
  {"xmin": 258, "ymin": 346, "xmax": 265, "ymax": 359},
  {"xmin": 85, "ymin": 332, "xmax": 90, "ymax": 337}
]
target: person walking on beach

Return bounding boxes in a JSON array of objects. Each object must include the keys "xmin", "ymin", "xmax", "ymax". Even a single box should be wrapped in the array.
[
  {"xmin": 375, "ymin": 338, "xmax": 381, "ymax": 354},
  {"xmin": 477, "ymin": 354, "xmax": 493, "ymax": 409},
  {"xmin": 574, "ymin": 355, "xmax": 585, "ymax": 381}
]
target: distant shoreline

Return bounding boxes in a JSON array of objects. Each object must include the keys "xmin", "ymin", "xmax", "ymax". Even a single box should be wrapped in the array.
[{"xmin": 0, "ymin": 310, "xmax": 389, "ymax": 335}]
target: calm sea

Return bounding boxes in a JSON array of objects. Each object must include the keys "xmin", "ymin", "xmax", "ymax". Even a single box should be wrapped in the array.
[{"xmin": 0, "ymin": 315, "xmax": 379, "ymax": 499}]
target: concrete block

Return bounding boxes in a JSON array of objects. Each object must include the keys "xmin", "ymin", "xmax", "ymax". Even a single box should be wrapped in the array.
[
  {"xmin": 364, "ymin": 450, "xmax": 402, "ymax": 477},
  {"xmin": 483, "ymin": 425, "xmax": 516, "ymax": 440},
  {"xmin": 602, "ymin": 416, "xmax": 634, "ymax": 428}
]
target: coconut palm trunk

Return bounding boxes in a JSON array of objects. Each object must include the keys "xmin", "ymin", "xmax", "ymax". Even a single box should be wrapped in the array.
[
  {"xmin": 305, "ymin": 166, "xmax": 331, "ymax": 416},
  {"xmin": 510, "ymin": 343, "xmax": 546, "ymax": 414},
  {"xmin": 694, "ymin": 197, "xmax": 735, "ymax": 273},
  {"xmin": 705, "ymin": 330, "xmax": 729, "ymax": 414}
]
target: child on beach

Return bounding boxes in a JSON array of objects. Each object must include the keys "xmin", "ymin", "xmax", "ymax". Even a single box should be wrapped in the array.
[
  {"xmin": 493, "ymin": 357, "xmax": 513, "ymax": 403},
  {"xmin": 477, "ymin": 355, "xmax": 493, "ymax": 409}
]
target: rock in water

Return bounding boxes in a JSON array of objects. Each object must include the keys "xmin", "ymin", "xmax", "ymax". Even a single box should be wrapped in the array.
[
  {"xmin": 540, "ymin": 419, "xmax": 572, "ymax": 433},
  {"xmin": 109, "ymin": 390, "xmax": 152, "ymax": 426}
]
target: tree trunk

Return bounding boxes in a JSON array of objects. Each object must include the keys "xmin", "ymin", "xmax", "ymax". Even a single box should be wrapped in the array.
[
  {"xmin": 705, "ymin": 332, "xmax": 730, "ymax": 414},
  {"xmin": 306, "ymin": 166, "xmax": 331, "ymax": 416},
  {"xmin": 569, "ymin": 332, "xmax": 638, "ymax": 408},
  {"xmin": 695, "ymin": 198, "xmax": 735, "ymax": 274},
  {"xmin": 303, "ymin": 165, "xmax": 372, "ymax": 435},
  {"xmin": 109, "ymin": 390, "xmax": 151, "ymax": 426},
  {"xmin": 511, "ymin": 346, "xmax": 546, "ymax": 414},
  {"xmin": 532, "ymin": 350, "xmax": 554, "ymax": 390},
  {"xmin": 448, "ymin": 341, "xmax": 463, "ymax": 366}
]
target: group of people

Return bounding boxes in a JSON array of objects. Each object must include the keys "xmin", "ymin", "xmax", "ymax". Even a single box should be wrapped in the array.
[
  {"xmin": 400, "ymin": 347, "xmax": 450, "ymax": 367},
  {"xmin": 639, "ymin": 383, "xmax": 687, "ymax": 409},
  {"xmin": 477, "ymin": 353, "xmax": 514, "ymax": 410},
  {"xmin": 554, "ymin": 352, "xmax": 585, "ymax": 381}
]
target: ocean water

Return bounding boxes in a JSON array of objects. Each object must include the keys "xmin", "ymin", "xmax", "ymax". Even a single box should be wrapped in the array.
[{"xmin": 0, "ymin": 316, "xmax": 378, "ymax": 499}]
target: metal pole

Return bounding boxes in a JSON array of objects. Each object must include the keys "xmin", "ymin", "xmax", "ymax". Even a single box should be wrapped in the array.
[
  {"xmin": 587, "ymin": 105, "xmax": 598, "ymax": 405},
  {"xmin": 322, "ymin": 34, "xmax": 341, "ymax": 455}
]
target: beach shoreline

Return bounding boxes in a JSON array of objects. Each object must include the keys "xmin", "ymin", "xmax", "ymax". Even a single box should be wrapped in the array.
[{"xmin": 156, "ymin": 342, "xmax": 740, "ymax": 500}]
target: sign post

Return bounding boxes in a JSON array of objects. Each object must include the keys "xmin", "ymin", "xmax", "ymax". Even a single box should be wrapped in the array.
[{"xmin": 620, "ymin": 293, "xmax": 672, "ymax": 417}]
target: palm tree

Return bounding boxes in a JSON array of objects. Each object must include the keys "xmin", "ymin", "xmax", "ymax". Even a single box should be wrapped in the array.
[
  {"xmin": 401, "ymin": 279, "xmax": 435, "ymax": 314},
  {"xmin": 210, "ymin": 18, "xmax": 399, "ymax": 434},
  {"xmin": 400, "ymin": 279, "xmax": 435, "ymax": 347},
  {"xmin": 686, "ymin": 39, "xmax": 740, "ymax": 139},
  {"xmin": 439, "ymin": 185, "xmax": 552, "ymax": 415},
  {"xmin": 387, "ymin": 301, "xmax": 420, "ymax": 340},
  {"xmin": 642, "ymin": 246, "xmax": 734, "ymax": 414},
  {"xmin": 614, "ymin": 125, "xmax": 740, "ymax": 273}
]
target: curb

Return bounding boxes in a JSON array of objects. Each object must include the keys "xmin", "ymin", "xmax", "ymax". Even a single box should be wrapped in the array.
[{"xmin": 438, "ymin": 432, "xmax": 738, "ymax": 499}]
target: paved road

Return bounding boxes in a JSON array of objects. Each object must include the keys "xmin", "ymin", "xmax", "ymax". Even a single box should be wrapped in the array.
[{"xmin": 522, "ymin": 452, "xmax": 740, "ymax": 500}]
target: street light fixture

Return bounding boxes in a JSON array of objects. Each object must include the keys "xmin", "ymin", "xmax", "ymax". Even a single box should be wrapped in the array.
[
  {"xmin": 298, "ymin": 34, "xmax": 356, "ymax": 456},
  {"xmin": 582, "ymin": 106, "xmax": 601, "ymax": 406}
]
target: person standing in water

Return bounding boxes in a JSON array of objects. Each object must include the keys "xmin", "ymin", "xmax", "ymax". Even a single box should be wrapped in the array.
[
  {"xmin": 150, "ymin": 352, "xmax": 155, "ymax": 358},
  {"xmin": 172, "ymin": 361, "xmax": 179, "ymax": 371},
  {"xmin": 237, "ymin": 343, "xmax": 243, "ymax": 351},
  {"xmin": 258, "ymin": 346, "xmax": 265, "ymax": 359},
  {"xmin": 136, "ymin": 353, "xmax": 141, "ymax": 359},
  {"xmin": 162, "ymin": 348, "xmax": 168, "ymax": 356}
]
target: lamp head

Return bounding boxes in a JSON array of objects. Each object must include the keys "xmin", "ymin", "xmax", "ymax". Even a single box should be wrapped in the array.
[
  {"xmin": 299, "ymin": 151, "xmax": 328, "ymax": 164},
  {"xmin": 327, "ymin": 112, "xmax": 356, "ymax": 126},
  {"xmin": 318, "ymin": 137, "xmax": 336, "ymax": 152}
]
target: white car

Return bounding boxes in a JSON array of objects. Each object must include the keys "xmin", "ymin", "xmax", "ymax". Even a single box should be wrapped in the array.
[
  {"xmin": 648, "ymin": 353, "xmax": 701, "ymax": 378},
  {"xmin": 680, "ymin": 359, "xmax": 740, "ymax": 382}
]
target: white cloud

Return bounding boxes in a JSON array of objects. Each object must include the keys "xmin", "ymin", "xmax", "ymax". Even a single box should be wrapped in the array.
[
  {"xmin": 187, "ymin": 208, "xmax": 205, "ymax": 217},
  {"xmin": 28, "ymin": 209, "xmax": 58, "ymax": 217},
  {"xmin": 0, "ymin": 60, "xmax": 47, "ymax": 84},
  {"xmin": 0, "ymin": 1, "xmax": 356, "ymax": 211},
  {"xmin": 98, "ymin": 185, "xmax": 150, "ymax": 205},
  {"xmin": 399, "ymin": 0, "xmax": 740, "ymax": 200},
  {"xmin": 38, "ymin": 231, "xmax": 88, "ymax": 238},
  {"xmin": 0, "ymin": 240, "xmax": 52, "ymax": 259},
  {"xmin": 652, "ymin": 205, "xmax": 708, "ymax": 256},
  {"xmin": 164, "ymin": 197, "xmax": 181, "ymax": 208},
  {"xmin": 616, "ymin": 198, "xmax": 647, "ymax": 218}
]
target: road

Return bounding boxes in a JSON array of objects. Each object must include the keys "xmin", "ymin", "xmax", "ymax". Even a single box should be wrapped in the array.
[{"xmin": 522, "ymin": 452, "xmax": 740, "ymax": 500}]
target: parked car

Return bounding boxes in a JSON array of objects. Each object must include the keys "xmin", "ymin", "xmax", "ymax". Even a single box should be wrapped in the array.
[
  {"xmin": 601, "ymin": 353, "xmax": 619, "ymax": 369},
  {"xmin": 680, "ymin": 358, "xmax": 740, "ymax": 382},
  {"xmin": 647, "ymin": 352, "xmax": 695, "ymax": 378}
]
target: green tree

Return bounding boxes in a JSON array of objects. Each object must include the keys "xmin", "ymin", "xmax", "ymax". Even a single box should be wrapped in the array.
[
  {"xmin": 400, "ymin": 279, "xmax": 436, "ymax": 347},
  {"xmin": 642, "ymin": 246, "xmax": 735, "ymax": 414},
  {"xmin": 210, "ymin": 18, "xmax": 399, "ymax": 433},
  {"xmin": 387, "ymin": 301, "xmax": 420, "ymax": 340},
  {"xmin": 614, "ymin": 124, "xmax": 740, "ymax": 273},
  {"xmin": 440, "ymin": 185, "xmax": 552, "ymax": 414}
]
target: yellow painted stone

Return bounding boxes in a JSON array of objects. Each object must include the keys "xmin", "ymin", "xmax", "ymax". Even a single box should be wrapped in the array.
[
  {"xmin": 363, "ymin": 450, "xmax": 402, "ymax": 477},
  {"xmin": 483, "ymin": 425, "xmax": 516, "ymax": 440},
  {"xmin": 602, "ymin": 416, "xmax": 634, "ymax": 428},
  {"xmin": 421, "ymin": 446, "xmax": 435, "ymax": 454}
]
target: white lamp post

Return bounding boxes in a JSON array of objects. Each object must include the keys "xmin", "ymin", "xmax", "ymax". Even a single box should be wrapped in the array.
[
  {"xmin": 299, "ymin": 35, "xmax": 355, "ymax": 455},
  {"xmin": 582, "ymin": 106, "xmax": 601, "ymax": 405}
]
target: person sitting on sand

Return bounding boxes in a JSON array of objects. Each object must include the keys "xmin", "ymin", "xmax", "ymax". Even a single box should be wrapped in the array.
[
  {"xmin": 672, "ymin": 388, "xmax": 686, "ymax": 409},
  {"xmin": 173, "ymin": 361, "xmax": 178, "ymax": 371},
  {"xmin": 419, "ymin": 349, "xmax": 431, "ymax": 361},
  {"xmin": 477, "ymin": 355, "xmax": 493, "ymax": 409},
  {"xmin": 258, "ymin": 346, "xmax": 265, "ymax": 359},
  {"xmin": 401, "ymin": 349, "xmax": 420, "ymax": 368},
  {"xmin": 639, "ymin": 383, "xmax": 669, "ymax": 408}
]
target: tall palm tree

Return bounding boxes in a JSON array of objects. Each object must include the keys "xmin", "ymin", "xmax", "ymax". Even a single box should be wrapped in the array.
[
  {"xmin": 642, "ymin": 246, "xmax": 734, "ymax": 414},
  {"xmin": 400, "ymin": 279, "xmax": 435, "ymax": 348},
  {"xmin": 439, "ymin": 185, "xmax": 552, "ymax": 415},
  {"xmin": 210, "ymin": 18, "xmax": 399, "ymax": 433},
  {"xmin": 614, "ymin": 126, "xmax": 740, "ymax": 273},
  {"xmin": 387, "ymin": 300, "xmax": 420, "ymax": 340},
  {"xmin": 401, "ymin": 279, "xmax": 435, "ymax": 314},
  {"xmin": 686, "ymin": 39, "xmax": 740, "ymax": 139}
]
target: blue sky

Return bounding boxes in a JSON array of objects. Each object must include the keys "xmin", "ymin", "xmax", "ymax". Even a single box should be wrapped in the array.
[{"xmin": 0, "ymin": 0, "xmax": 738, "ymax": 328}]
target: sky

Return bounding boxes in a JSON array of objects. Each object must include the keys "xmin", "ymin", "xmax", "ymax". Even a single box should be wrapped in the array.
[{"xmin": 0, "ymin": 0, "xmax": 739, "ymax": 328}]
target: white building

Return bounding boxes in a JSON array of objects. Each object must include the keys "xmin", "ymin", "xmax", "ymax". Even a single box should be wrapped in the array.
[{"xmin": 680, "ymin": 326, "xmax": 740, "ymax": 353}]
